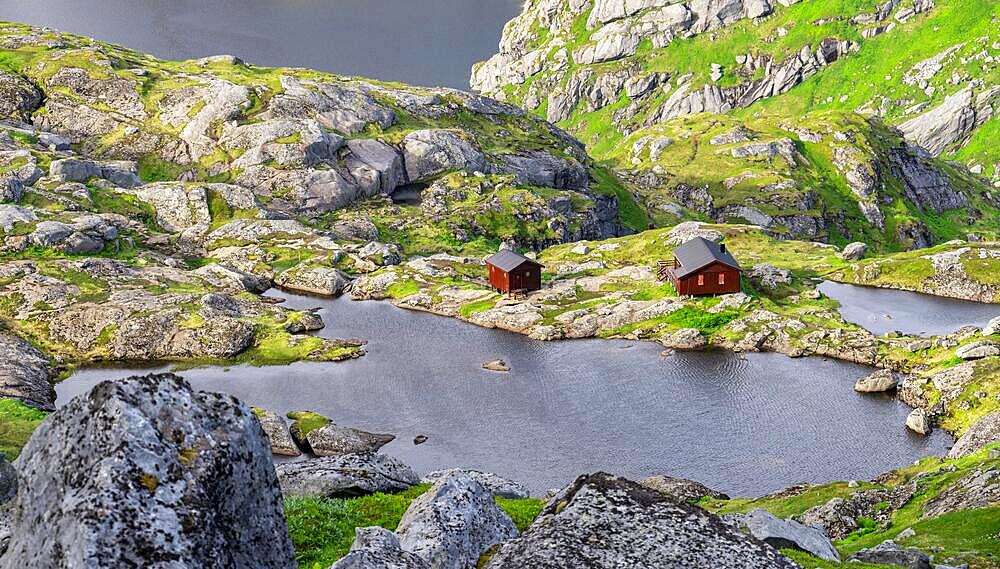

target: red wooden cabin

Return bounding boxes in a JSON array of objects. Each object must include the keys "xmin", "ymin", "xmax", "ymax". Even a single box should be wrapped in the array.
[
  {"xmin": 486, "ymin": 249, "xmax": 543, "ymax": 294},
  {"xmin": 662, "ymin": 237, "xmax": 742, "ymax": 296}
]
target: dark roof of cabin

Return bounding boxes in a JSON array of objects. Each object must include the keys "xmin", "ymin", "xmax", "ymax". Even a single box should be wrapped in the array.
[
  {"xmin": 673, "ymin": 237, "xmax": 741, "ymax": 278},
  {"xmin": 485, "ymin": 249, "xmax": 542, "ymax": 272}
]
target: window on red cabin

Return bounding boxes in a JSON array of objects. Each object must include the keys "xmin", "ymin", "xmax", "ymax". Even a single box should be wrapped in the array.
[
  {"xmin": 719, "ymin": 273, "xmax": 725, "ymax": 285},
  {"xmin": 697, "ymin": 274, "xmax": 704, "ymax": 286}
]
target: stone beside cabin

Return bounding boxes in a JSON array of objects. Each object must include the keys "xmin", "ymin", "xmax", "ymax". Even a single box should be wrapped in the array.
[
  {"xmin": 486, "ymin": 249, "xmax": 543, "ymax": 294},
  {"xmin": 662, "ymin": 237, "xmax": 742, "ymax": 296}
]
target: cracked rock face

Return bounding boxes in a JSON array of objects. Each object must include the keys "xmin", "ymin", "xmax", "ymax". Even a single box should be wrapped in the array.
[
  {"xmin": 948, "ymin": 412, "xmax": 1000, "ymax": 459},
  {"xmin": 2, "ymin": 373, "xmax": 296, "ymax": 568},
  {"xmin": 0, "ymin": 71, "xmax": 42, "ymax": 123},
  {"xmin": 485, "ymin": 472, "xmax": 797, "ymax": 568}
]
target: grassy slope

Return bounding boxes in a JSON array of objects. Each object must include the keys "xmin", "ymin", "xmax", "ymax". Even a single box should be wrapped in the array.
[{"xmin": 703, "ymin": 445, "xmax": 1000, "ymax": 568}]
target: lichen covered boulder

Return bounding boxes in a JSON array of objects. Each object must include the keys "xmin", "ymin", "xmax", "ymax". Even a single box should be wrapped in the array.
[
  {"xmin": 485, "ymin": 472, "xmax": 797, "ymax": 568},
  {"xmin": 276, "ymin": 453, "xmax": 419, "ymax": 498},
  {"xmin": 397, "ymin": 472, "xmax": 518, "ymax": 569},
  {"xmin": 1, "ymin": 373, "xmax": 296, "ymax": 568}
]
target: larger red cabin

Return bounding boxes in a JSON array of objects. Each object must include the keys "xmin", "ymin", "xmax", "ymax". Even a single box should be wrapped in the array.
[{"xmin": 664, "ymin": 237, "xmax": 742, "ymax": 296}]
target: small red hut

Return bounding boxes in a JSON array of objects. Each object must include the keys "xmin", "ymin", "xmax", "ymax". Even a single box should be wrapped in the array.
[
  {"xmin": 663, "ymin": 237, "xmax": 742, "ymax": 296},
  {"xmin": 486, "ymin": 249, "xmax": 543, "ymax": 294}
]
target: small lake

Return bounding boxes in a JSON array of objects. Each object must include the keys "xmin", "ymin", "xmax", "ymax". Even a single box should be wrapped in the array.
[
  {"xmin": 818, "ymin": 281, "xmax": 999, "ymax": 337},
  {"xmin": 58, "ymin": 291, "xmax": 950, "ymax": 497},
  {"xmin": 0, "ymin": 0, "xmax": 521, "ymax": 89}
]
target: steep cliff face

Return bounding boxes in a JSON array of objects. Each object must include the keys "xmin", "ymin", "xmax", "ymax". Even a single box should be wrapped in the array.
[{"xmin": 473, "ymin": 0, "xmax": 1000, "ymax": 248}]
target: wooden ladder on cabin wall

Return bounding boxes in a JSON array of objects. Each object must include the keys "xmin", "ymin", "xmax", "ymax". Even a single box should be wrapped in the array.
[{"xmin": 656, "ymin": 260, "xmax": 676, "ymax": 282}]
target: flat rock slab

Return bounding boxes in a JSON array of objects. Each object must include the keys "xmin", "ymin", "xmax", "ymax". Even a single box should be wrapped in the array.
[
  {"xmin": 422, "ymin": 469, "xmax": 530, "ymax": 499},
  {"xmin": 743, "ymin": 508, "xmax": 840, "ymax": 562}
]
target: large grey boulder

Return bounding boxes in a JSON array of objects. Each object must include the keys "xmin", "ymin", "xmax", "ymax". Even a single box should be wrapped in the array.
[
  {"xmin": 401, "ymin": 129, "xmax": 487, "ymax": 182},
  {"xmin": 854, "ymin": 369, "xmax": 899, "ymax": 393},
  {"xmin": 0, "ymin": 333, "xmax": 55, "ymax": 411},
  {"xmin": 638, "ymin": 474, "xmax": 730, "ymax": 502},
  {"xmin": 1, "ymin": 373, "xmax": 296, "ymax": 568},
  {"xmin": 254, "ymin": 408, "xmax": 302, "ymax": 457},
  {"xmin": 276, "ymin": 453, "xmax": 419, "ymax": 498},
  {"xmin": 48, "ymin": 158, "xmax": 102, "ymax": 183},
  {"xmin": 742, "ymin": 509, "xmax": 840, "ymax": 562},
  {"xmin": 847, "ymin": 540, "xmax": 931, "ymax": 569},
  {"xmin": 840, "ymin": 241, "xmax": 868, "ymax": 261},
  {"xmin": 906, "ymin": 408, "xmax": 932, "ymax": 435},
  {"xmin": 330, "ymin": 526, "xmax": 430, "ymax": 569},
  {"xmin": 276, "ymin": 266, "xmax": 352, "ymax": 296},
  {"xmin": 948, "ymin": 412, "xmax": 1000, "ymax": 459},
  {"xmin": 422, "ymin": 469, "xmax": 530, "ymax": 499},
  {"xmin": 495, "ymin": 150, "xmax": 589, "ymax": 191},
  {"xmin": 0, "ymin": 72, "xmax": 42, "ymax": 122},
  {"xmin": 485, "ymin": 473, "xmax": 797, "ymax": 568},
  {"xmin": 306, "ymin": 423, "xmax": 395, "ymax": 457},
  {"xmin": 397, "ymin": 473, "xmax": 518, "ymax": 569}
]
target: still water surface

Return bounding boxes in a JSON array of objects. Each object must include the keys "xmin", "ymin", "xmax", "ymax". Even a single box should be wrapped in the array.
[
  {"xmin": 0, "ymin": 0, "xmax": 520, "ymax": 89},
  {"xmin": 58, "ymin": 292, "xmax": 950, "ymax": 496},
  {"xmin": 818, "ymin": 281, "xmax": 999, "ymax": 337}
]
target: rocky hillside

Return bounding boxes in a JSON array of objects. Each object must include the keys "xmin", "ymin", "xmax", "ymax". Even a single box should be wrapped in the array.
[
  {"xmin": 472, "ymin": 0, "xmax": 1000, "ymax": 249},
  {"xmin": 0, "ymin": 20, "xmax": 639, "ymax": 254}
]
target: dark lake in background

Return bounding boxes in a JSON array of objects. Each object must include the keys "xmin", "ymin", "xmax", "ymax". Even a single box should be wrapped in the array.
[
  {"xmin": 59, "ymin": 292, "xmax": 950, "ymax": 497},
  {"xmin": 0, "ymin": 0, "xmax": 521, "ymax": 89}
]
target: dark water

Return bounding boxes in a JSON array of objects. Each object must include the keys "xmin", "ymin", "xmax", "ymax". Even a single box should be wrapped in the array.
[
  {"xmin": 0, "ymin": 0, "xmax": 520, "ymax": 89},
  {"xmin": 58, "ymin": 291, "xmax": 950, "ymax": 497},
  {"xmin": 818, "ymin": 281, "xmax": 999, "ymax": 337}
]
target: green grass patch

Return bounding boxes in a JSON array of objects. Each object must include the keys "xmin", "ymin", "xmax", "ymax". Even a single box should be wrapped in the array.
[{"xmin": 0, "ymin": 398, "xmax": 47, "ymax": 459}]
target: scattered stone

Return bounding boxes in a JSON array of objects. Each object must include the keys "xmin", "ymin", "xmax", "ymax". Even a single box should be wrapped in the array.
[
  {"xmin": 485, "ymin": 473, "xmax": 798, "ymax": 568},
  {"xmin": 422, "ymin": 469, "xmax": 530, "ymax": 499},
  {"xmin": 276, "ymin": 453, "xmax": 420, "ymax": 498},
  {"xmin": 841, "ymin": 241, "xmax": 868, "ymax": 260},
  {"xmin": 906, "ymin": 408, "xmax": 932, "ymax": 435},
  {"xmin": 854, "ymin": 369, "xmax": 899, "ymax": 393},
  {"xmin": 1, "ymin": 373, "xmax": 296, "ymax": 568},
  {"xmin": 397, "ymin": 473, "xmax": 518, "ymax": 569},
  {"xmin": 847, "ymin": 540, "xmax": 931, "ymax": 569},
  {"xmin": 0, "ymin": 71, "xmax": 43, "ymax": 122},
  {"xmin": 571, "ymin": 243, "xmax": 591, "ymax": 255},
  {"xmin": 483, "ymin": 359, "xmax": 511, "ymax": 372},
  {"xmin": 276, "ymin": 266, "xmax": 351, "ymax": 297},
  {"xmin": 639, "ymin": 475, "xmax": 730, "ymax": 502},
  {"xmin": 414, "ymin": 435, "xmax": 429, "ymax": 445},
  {"xmin": 742, "ymin": 509, "xmax": 840, "ymax": 562}
]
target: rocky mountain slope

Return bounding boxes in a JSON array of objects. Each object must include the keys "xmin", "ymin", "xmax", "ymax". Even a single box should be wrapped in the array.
[{"xmin": 472, "ymin": 0, "xmax": 1000, "ymax": 248}]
